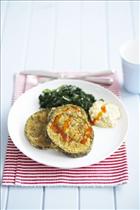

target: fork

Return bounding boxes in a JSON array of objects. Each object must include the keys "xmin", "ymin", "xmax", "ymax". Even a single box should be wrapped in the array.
[{"xmin": 21, "ymin": 70, "xmax": 114, "ymax": 85}]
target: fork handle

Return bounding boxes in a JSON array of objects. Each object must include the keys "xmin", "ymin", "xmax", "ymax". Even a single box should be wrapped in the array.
[{"xmin": 85, "ymin": 76, "xmax": 114, "ymax": 85}]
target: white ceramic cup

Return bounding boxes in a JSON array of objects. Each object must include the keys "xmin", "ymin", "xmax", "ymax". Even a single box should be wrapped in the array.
[{"xmin": 120, "ymin": 40, "xmax": 140, "ymax": 94}]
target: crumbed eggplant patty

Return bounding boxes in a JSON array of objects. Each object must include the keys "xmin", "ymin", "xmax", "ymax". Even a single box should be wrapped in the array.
[
  {"xmin": 47, "ymin": 105, "xmax": 94, "ymax": 157},
  {"xmin": 48, "ymin": 104, "xmax": 88, "ymax": 122},
  {"xmin": 24, "ymin": 109, "xmax": 56, "ymax": 149}
]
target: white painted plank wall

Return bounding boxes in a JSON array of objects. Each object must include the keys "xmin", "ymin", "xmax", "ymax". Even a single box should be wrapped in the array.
[
  {"xmin": 1, "ymin": 1, "xmax": 139, "ymax": 210},
  {"xmin": 7, "ymin": 187, "xmax": 43, "ymax": 210},
  {"xmin": 1, "ymin": 2, "xmax": 10, "ymax": 209},
  {"xmin": 42, "ymin": 2, "xmax": 80, "ymax": 209},
  {"xmin": 107, "ymin": 1, "xmax": 133, "ymax": 83},
  {"xmin": 1, "ymin": 2, "xmax": 43, "ymax": 210},
  {"xmin": 130, "ymin": 1, "xmax": 139, "ymax": 39},
  {"xmin": 44, "ymin": 2, "xmax": 113, "ymax": 209},
  {"xmin": 44, "ymin": 187, "xmax": 79, "ymax": 210},
  {"xmin": 1, "ymin": 0, "xmax": 32, "ymax": 172},
  {"xmin": 80, "ymin": 1, "xmax": 108, "ymax": 71},
  {"xmin": 1, "ymin": 1, "xmax": 8, "ymax": 25},
  {"xmin": 53, "ymin": 1, "xmax": 81, "ymax": 72},
  {"xmin": 80, "ymin": 2, "xmax": 114, "ymax": 209},
  {"xmin": 23, "ymin": 2, "xmax": 79, "ymax": 210},
  {"xmin": 1, "ymin": 1, "xmax": 32, "ymax": 165},
  {"xmin": 1, "ymin": 0, "xmax": 9, "ymax": 41},
  {"xmin": 107, "ymin": 1, "xmax": 139, "ymax": 210},
  {"xmin": 25, "ymin": 1, "xmax": 56, "ymax": 70},
  {"xmin": 116, "ymin": 92, "xmax": 140, "ymax": 210}
]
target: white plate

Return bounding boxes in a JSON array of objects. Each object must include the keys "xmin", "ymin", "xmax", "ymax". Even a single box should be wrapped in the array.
[{"xmin": 8, "ymin": 79, "xmax": 128, "ymax": 169}]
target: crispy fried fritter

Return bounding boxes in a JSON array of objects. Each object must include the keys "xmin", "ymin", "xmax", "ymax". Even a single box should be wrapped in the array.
[
  {"xmin": 47, "ymin": 105, "xmax": 93, "ymax": 157},
  {"xmin": 24, "ymin": 109, "xmax": 56, "ymax": 149}
]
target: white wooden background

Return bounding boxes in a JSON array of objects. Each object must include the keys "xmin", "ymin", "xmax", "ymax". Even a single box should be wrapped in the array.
[{"xmin": 1, "ymin": 1, "xmax": 139, "ymax": 210}]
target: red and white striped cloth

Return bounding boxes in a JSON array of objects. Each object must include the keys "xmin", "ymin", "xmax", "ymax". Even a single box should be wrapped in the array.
[{"xmin": 2, "ymin": 73, "xmax": 128, "ymax": 186}]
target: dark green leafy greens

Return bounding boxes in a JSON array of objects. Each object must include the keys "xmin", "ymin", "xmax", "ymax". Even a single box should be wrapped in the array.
[{"xmin": 39, "ymin": 85, "xmax": 96, "ymax": 114}]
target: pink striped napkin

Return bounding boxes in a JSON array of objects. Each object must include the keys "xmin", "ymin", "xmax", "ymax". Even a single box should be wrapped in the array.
[{"xmin": 2, "ymin": 73, "xmax": 128, "ymax": 186}]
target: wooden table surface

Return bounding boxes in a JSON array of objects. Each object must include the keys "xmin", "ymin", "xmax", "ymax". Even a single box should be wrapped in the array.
[{"xmin": 1, "ymin": 1, "xmax": 139, "ymax": 210}]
